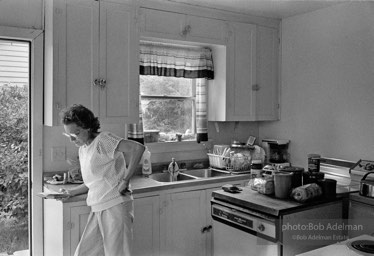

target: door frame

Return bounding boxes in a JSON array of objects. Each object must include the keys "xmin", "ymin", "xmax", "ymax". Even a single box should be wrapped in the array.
[{"xmin": 0, "ymin": 25, "xmax": 44, "ymax": 256}]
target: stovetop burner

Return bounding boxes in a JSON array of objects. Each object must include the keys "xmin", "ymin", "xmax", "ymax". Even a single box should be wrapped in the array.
[{"xmin": 348, "ymin": 240, "xmax": 374, "ymax": 254}]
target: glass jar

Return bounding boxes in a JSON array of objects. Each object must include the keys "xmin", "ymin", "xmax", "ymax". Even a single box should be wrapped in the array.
[{"xmin": 229, "ymin": 145, "xmax": 252, "ymax": 171}]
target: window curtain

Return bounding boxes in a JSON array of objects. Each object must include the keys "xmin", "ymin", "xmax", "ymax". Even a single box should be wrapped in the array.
[
  {"xmin": 134, "ymin": 41, "xmax": 213, "ymax": 143},
  {"xmin": 139, "ymin": 41, "xmax": 214, "ymax": 80},
  {"xmin": 196, "ymin": 79, "xmax": 208, "ymax": 143}
]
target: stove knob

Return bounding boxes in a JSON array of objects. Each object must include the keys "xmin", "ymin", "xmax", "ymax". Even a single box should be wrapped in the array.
[{"xmin": 257, "ymin": 224, "xmax": 265, "ymax": 232}]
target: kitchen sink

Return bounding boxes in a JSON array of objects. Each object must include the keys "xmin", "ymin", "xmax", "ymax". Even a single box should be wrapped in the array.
[
  {"xmin": 149, "ymin": 172, "xmax": 198, "ymax": 183},
  {"xmin": 182, "ymin": 169, "xmax": 231, "ymax": 178}
]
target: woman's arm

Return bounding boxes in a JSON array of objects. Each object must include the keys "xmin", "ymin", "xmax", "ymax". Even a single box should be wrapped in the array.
[{"xmin": 117, "ymin": 140, "xmax": 145, "ymax": 194}]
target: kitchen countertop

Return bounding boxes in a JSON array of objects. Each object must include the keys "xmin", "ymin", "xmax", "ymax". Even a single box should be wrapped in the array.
[
  {"xmin": 43, "ymin": 171, "xmax": 253, "ymax": 203},
  {"xmin": 44, "ymin": 165, "xmax": 361, "ymax": 209},
  {"xmin": 349, "ymin": 192, "xmax": 374, "ymax": 206},
  {"xmin": 212, "ymin": 184, "xmax": 359, "ymax": 217}
]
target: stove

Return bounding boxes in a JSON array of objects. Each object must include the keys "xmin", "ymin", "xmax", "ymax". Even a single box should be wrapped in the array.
[
  {"xmin": 297, "ymin": 235, "xmax": 374, "ymax": 256},
  {"xmin": 348, "ymin": 239, "xmax": 374, "ymax": 255}
]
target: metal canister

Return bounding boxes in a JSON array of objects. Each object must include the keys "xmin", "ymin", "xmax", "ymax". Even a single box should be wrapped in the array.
[
  {"xmin": 281, "ymin": 166, "xmax": 304, "ymax": 188},
  {"xmin": 308, "ymin": 154, "xmax": 321, "ymax": 172}
]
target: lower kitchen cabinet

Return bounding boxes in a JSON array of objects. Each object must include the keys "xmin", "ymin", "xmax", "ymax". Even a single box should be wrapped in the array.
[
  {"xmin": 162, "ymin": 183, "xmax": 244, "ymax": 256},
  {"xmin": 44, "ymin": 181, "xmax": 247, "ymax": 256},
  {"xmin": 44, "ymin": 199, "xmax": 90, "ymax": 256},
  {"xmin": 163, "ymin": 189, "xmax": 208, "ymax": 256},
  {"xmin": 44, "ymin": 195, "xmax": 160, "ymax": 256},
  {"xmin": 348, "ymin": 200, "xmax": 374, "ymax": 237},
  {"xmin": 133, "ymin": 195, "xmax": 161, "ymax": 256},
  {"xmin": 282, "ymin": 200, "xmax": 344, "ymax": 256},
  {"xmin": 69, "ymin": 206, "xmax": 91, "ymax": 255}
]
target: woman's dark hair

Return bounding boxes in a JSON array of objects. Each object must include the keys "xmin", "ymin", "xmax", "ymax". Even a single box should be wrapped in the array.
[{"xmin": 60, "ymin": 104, "xmax": 100, "ymax": 133}]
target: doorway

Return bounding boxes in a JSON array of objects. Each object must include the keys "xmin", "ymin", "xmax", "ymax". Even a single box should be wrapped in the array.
[
  {"xmin": 0, "ymin": 28, "xmax": 44, "ymax": 256},
  {"xmin": 0, "ymin": 39, "xmax": 30, "ymax": 255}
]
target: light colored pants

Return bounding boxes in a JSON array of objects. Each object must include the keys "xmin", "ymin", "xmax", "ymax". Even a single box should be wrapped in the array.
[{"xmin": 74, "ymin": 200, "xmax": 134, "ymax": 256}]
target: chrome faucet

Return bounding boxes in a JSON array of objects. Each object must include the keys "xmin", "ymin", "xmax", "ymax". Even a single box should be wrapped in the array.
[{"xmin": 168, "ymin": 158, "xmax": 179, "ymax": 180}]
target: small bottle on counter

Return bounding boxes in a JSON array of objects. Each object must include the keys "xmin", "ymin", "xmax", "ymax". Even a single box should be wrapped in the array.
[
  {"xmin": 142, "ymin": 147, "xmax": 152, "ymax": 177},
  {"xmin": 63, "ymin": 172, "xmax": 68, "ymax": 184},
  {"xmin": 250, "ymin": 159, "xmax": 263, "ymax": 178}
]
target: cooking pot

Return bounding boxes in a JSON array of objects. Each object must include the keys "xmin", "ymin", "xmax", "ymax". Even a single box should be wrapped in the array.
[{"xmin": 360, "ymin": 172, "xmax": 374, "ymax": 197}]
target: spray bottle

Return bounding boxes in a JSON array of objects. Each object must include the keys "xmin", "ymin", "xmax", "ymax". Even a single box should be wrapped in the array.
[{"xmin": 142, "ymin": 147, "xmax": 152, "ymax": 177}]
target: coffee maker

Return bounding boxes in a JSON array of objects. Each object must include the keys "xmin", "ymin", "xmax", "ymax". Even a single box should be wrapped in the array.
[{"xmin": 261, "ymin": 139, "xmax": 290, "ymax": 169}]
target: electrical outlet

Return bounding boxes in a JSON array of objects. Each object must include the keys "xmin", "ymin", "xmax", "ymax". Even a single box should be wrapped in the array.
[{"xmin": 51, "ymin": 146, "xmax": 66, "ymax": 162}]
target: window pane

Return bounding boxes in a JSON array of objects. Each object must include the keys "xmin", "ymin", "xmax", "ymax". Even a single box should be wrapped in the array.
[
  {"xmin": 141, "ymin": 99, "xmax": 195, "ymax": 141},
  {"xmin": 140, "ymin": 75, "xmax": 192, "ymax": 97}
]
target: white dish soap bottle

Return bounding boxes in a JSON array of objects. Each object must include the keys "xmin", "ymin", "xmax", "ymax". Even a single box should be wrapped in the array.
[{"xmin": 142, "ymin": 147, "xmax": 152, "ymax": 177}]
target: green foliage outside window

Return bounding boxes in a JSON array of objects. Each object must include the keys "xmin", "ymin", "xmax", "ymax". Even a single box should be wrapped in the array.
[
  {"xmin": 140, "ymin": 76, "xmax": 196, "ymax": 141},
  {"xmin": 0, "ymin": 85, "xmax": 29, "ymax": 253}
]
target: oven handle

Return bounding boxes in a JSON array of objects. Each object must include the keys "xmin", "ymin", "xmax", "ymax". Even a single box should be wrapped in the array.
[{"xmin": 211, "ymin": 198, "xmax": 278, "ymax": 222}]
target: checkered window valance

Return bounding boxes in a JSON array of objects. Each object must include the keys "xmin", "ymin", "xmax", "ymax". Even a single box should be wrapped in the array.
[{"xmin": 139, "ymin": 41, "xmax": 214, "ymax": 80}]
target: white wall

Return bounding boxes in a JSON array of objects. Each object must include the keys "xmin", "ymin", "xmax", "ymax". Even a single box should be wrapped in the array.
[
  {"xmin": 259, "ymin": 2, "xmax": 374, "ymax": 168},
  {"xmin": 0, "ymin": 0, "xmax": 43, "ymax": 30}
]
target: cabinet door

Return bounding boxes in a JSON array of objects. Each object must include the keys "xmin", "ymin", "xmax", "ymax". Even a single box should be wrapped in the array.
[
  {"xmin": 164, "ymin": 190, "xmax": 207, "ymax": 256},
  {"xmin": 70, "ymin": 205, "xmax": 91, "ymax": 256},
  {"xmin": 282, "ymin": 201, "xmax": 343, "ymax": 256},
  {"xmin": 227, "ymin": 22, "xmax": 256, "ymax": 121},
  {"xmin": 96, "ymin": 2, "xmax": 139, "ymax": 123},
  {"xmin": 133, "ymin": 196, "xmax": 160, "ymax": 256},
  {"xmin": 255, "ymin": 26, "xmax": 279, "ymax": 121},
  {"xmin": 44, "ymin": 0, "xmax": 98, "ymax": 126},
  {"xmin": 205, "ymin": 187, "xmax": 220, "ymax": 256},
  {"xmin": 187, "ymin": 16, "xmax": 226, "ymax": 44},
  {"xmin": 139, "ymin": 8, "xmax": 186, "ymax": 40},
  {"xmin": 348, "ymin": 200, "xmax": 374, "ymax": 237}
]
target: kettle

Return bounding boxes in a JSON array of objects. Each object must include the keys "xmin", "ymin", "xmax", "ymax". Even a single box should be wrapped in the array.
[{"xmin": 359, "ymin": 172, "xmax": 374, "ymax": 198}]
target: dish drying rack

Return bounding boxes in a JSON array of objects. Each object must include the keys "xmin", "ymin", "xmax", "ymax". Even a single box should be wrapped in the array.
[{"xmin": 207, "ymin": 153, "xmax": 252, "ymax": 174}]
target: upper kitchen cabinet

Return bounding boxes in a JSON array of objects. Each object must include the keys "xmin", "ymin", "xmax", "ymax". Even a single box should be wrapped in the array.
[
  {"xmin": 44, "ymin": 0, "xmax": 139, "ymax": 126},
  {"xmin": 139, "ymin": 8, "xmax": 227, "ymax": 44},
  {"xmin": 208, "ymin": 22, "xmax": 256, "ymax": 121},
  {"xmin": 255, "ymin": 25, "xmax": 280, "ymax": 121},
  {"xmin": 208, "ymin": 23, "xmax": 279, "ymax": 121}
]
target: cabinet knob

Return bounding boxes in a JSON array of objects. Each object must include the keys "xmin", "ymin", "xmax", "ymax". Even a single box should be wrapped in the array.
[
  {"xmin": 257, "ymin": 224, "xmax": 265, "ymax": 232},
  {"xmin": 66, "ymin": 221, "xmax": 74, "ymax": 230},
  {"xmin": 180, "ymin": 25, "xmax": 191, "ymax": 37},
  {"xmin": 206, "ymin": 225, "xmax": 212, "ymax": 232},
  {"xmin": 93, "ymin": 78, "xmax": 99, "ymax": 87},
  {"xmin": 201, "ymin": 225, "xmax": 212, "ymax": 233},
  {"xmin": 93, "ymin": 78, "xmax": 107, "ymax": 89},
  {"xmin": 99, "ymin": 79, "xmax": 107, "ymax": 89},
  {"xmin": 252, "ymin": 84, "xmax": 260, "ymax": 91}
]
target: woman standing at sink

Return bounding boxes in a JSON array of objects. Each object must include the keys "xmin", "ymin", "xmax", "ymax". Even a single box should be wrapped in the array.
[{"xmin": 59, "ymin": 104, "xmax": 145, "ymax": 256}]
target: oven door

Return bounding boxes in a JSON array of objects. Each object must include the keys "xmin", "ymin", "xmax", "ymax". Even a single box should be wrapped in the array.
[
  {"xmin": 213, "ymin": 219, "xmax": 280, "ymax": 256},
  {"xmin": 211, "ymin": 201, "xmax": 280, "ymax": 256}
]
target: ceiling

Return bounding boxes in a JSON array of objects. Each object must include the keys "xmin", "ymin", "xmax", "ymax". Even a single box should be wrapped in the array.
[{"xmin": 167, "ymin": 0, "xmax": 349, "ymax": 19}]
